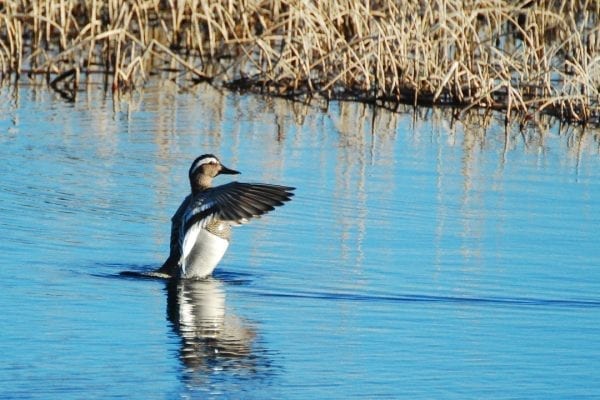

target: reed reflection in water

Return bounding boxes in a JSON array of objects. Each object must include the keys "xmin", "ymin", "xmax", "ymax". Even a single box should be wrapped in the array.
[{"xmin": 0, "ymin": 82, "xmax": 599, "ymax": 399}]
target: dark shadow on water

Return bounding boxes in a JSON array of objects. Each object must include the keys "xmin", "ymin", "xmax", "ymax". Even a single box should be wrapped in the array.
[
  {"xmin": 96, "ymin": 263, "xmax": 600, "ymax": 310},
  {"xmin": 91, "ymin": 263, "xmax": 161, "ymax": 280},
  {"xmin": 104, "ymin": 263, "xmax": 255, "ymax": 286},
  {"xmin": 255, "ymin": 289, "xmax": 600, "ymax": 310}
]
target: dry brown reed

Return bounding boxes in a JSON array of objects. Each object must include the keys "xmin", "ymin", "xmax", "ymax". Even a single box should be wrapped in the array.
[{"xmin": 0, "ymin": 0, "xmax": 599, "ymax": 125}]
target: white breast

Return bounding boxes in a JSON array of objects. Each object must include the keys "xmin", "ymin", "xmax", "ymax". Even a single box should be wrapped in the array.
[{"xmin": 180, "ymin": 229, "xmax": 229, "ymax": 279}]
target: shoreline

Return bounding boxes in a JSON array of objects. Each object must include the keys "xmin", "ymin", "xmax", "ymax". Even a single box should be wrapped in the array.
[{"xmin": 1, "ymin": 1, "xmax": 598, "ymax": 126}]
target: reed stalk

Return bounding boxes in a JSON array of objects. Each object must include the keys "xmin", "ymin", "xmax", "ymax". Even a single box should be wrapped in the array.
[{"xmin": 0, "ymin": 0, "xmax": 598, "ymax": 125}]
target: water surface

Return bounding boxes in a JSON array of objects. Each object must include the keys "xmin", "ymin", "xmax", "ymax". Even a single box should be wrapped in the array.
[{"xmin": 1, "ymin": 82, "xmax": 599, "ymax": 399}]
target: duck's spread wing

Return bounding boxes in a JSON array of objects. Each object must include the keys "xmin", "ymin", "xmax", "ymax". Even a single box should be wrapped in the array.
[
  {"xmin": 211, "ymin": 182, "xmax": 295, "ymax": 223},
  {"xmin": 179, "ymin": 183, "xmax": 294, "ymax": 266},
  {"xmin": 183, "ymin": 182, "xmax": 295, "ymax": 231}
]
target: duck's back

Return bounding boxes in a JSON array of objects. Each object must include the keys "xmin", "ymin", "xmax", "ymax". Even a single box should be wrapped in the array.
[{"xmin": 178, "ymin": 193, "xmax": 232, "ymax": 279}]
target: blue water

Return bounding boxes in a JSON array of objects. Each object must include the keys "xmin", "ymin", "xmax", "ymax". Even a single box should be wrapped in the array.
[{"xmin": 1, "ymin": 83, "xmax": 599, "ymax": 399}]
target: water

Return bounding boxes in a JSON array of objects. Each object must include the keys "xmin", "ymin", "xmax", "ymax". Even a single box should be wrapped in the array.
[{"xmin": 1, "ymin": 81, "xmax": 599, "ymax": 399}]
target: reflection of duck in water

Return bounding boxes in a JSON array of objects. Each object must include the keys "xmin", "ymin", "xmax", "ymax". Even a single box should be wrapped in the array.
[
  {"xmin": 156, "ymin": 154, "xmax": 294, "ymax": 280},
  {"xmin": 166, "ymin": 277, "xmax": 258, "ymax": 374}
]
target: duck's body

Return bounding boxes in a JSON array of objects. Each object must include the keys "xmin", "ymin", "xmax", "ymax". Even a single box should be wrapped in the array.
[{"xmin": 156, "ymin": 154, "xmax": 294, "ymax": 280}]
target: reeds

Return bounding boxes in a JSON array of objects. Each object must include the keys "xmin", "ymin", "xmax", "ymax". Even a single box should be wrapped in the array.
[{"xmin": 1, "ymin": 0, "xmax": 599, "ymax": 125}]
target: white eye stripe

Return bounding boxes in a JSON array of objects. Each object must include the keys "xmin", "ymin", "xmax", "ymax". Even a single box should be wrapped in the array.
[{"xmin": 190, "ymin": 157, "xmax": 219, "ymax": 175}]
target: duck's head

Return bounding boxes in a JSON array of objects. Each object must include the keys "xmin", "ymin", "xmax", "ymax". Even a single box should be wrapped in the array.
[{"xmin": 188, "ymin": 154, "xmax": 240, "ymax": 192}]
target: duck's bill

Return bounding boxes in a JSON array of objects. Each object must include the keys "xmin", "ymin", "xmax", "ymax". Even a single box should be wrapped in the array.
[{"xmin": 219, "ymin": 165, "xmax": 241, "ymax": 175}]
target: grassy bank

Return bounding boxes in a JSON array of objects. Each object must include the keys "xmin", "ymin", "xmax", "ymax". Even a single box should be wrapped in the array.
[{"xmin": 1, "ymin": 1, "xmax": 599, "ymax": 125}]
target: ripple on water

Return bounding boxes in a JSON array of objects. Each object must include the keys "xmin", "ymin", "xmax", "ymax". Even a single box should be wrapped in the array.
[{"xmin": 1, "ymin": 84, "xmax": 599, "ymax": 399}]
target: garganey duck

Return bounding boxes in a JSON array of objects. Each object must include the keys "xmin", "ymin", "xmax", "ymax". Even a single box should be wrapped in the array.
[{"xmin": 156, "ymin": 154, "xmax": 294, "ymax": 279}]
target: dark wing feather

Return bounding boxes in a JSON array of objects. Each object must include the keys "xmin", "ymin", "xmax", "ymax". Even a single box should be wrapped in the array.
[
  {"xmin": 156, "ymin": 194, "xmax": 192, "ymax": 276},
  {"xmin": 211, "ymin": 182, "xmax": 295, "ymax": 223},
  {"xmin": 183, "ymin": 182, "xmax": 294, "ymax": 230}
]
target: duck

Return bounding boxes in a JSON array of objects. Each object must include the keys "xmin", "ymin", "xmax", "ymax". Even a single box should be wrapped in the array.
[{"xmin": 155, "ymin": 154, "xmax": 294, "ymax": 279}]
